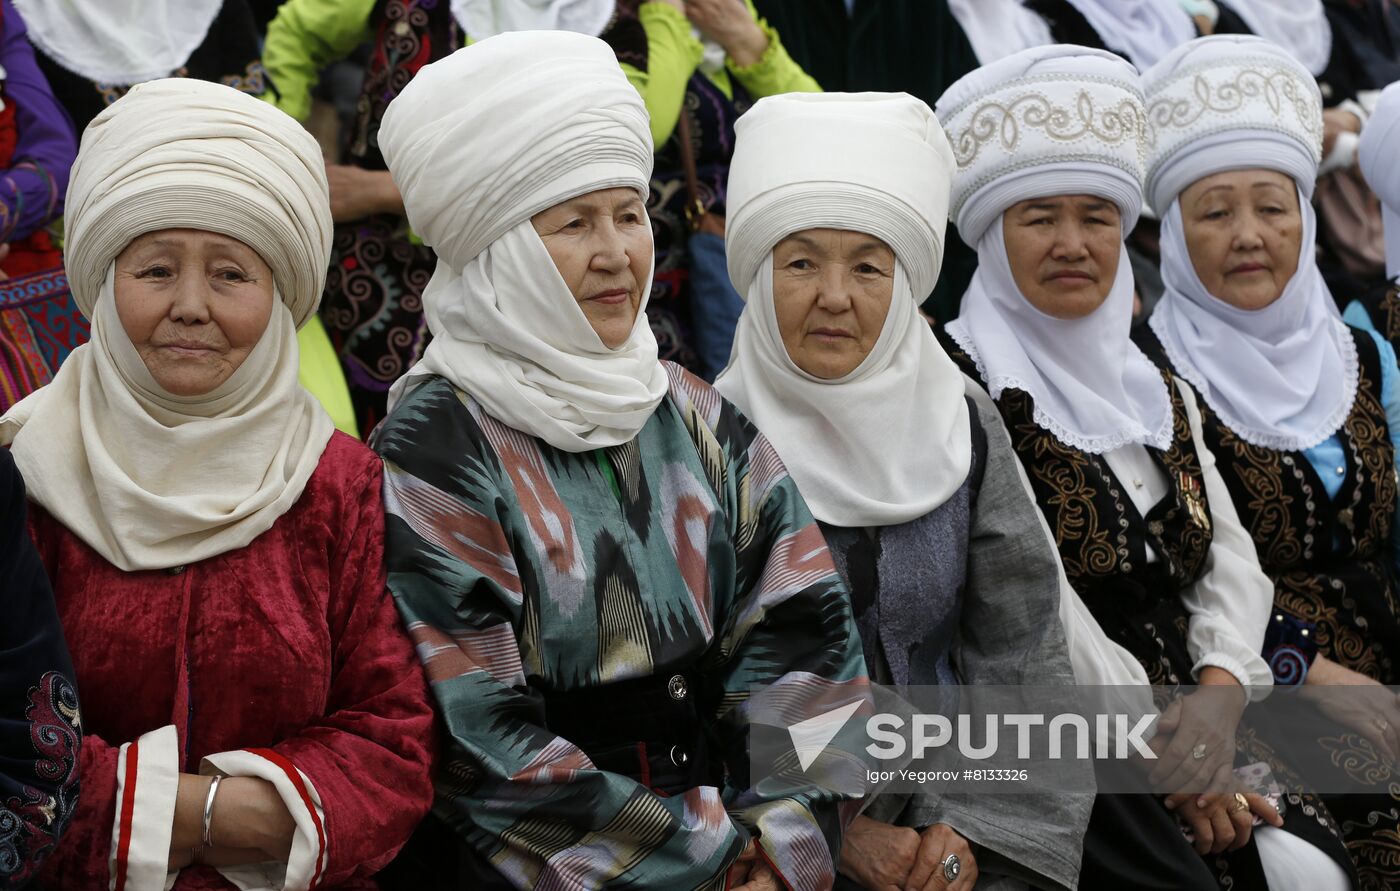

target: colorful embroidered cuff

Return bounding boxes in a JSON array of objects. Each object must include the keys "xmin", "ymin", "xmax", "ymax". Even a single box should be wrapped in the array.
[
  {"xmin": 200, "ymin": 749, "xmax": 328, "ymax": 891},
  {"xmin": 110, "ymin": 724, "xmax": 180, "ymax": 891},
  {"xmin": 1262, "ymin": 610, "xmax": 1319, "ymax": 686}
]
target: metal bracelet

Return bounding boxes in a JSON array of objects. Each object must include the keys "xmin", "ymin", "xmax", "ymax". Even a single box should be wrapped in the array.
[{"xmin": 202, "ymin": 775, "xmax": 223, "ymax": 849}]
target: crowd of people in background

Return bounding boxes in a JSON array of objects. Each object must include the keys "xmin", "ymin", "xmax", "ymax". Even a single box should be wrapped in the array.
[{"xmin": 8, "ymin": 1, "xmax": 1400, "ymax": 890}]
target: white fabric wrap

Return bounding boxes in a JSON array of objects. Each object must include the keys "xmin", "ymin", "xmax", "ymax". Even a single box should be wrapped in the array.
[
  {"xmin": 378, "ymin": 32, "xmax": 667, "ymax": 452},
  {"xmin": 1359, "ymin": 80, "xmax": 1400, "ymax": 280},
  {"xmin": 0, "ymin": 79, "xmax": 334, "ymax": 572},
  {"xmin": 946, "ymin": 0, "xmax": 1054, "ymax": 65},
  {"xmin": 1064, "ymin": 0, "xmax": 1197, "ymax": 69},
  {"xmin": 1142, "ymin": 35, "xmax": 1323, "ymax": 216},
  {"xmin": 1222, "ymin": 0, "xmax": 1332, "ymax": 76},
  {"xmin": 1149, "ymin": 197, "xmax": 1357, "ymax": 451},
  {"xmin": 715, "ymin": 92, "xmax": 972, "ymax": 528},
  {"xmin": 935, "ymin": 45, "xmax": 1147, "ymax": 246},
  {"xmin": 63, "ymin": 79, "xmax": 333, "ymax": 328},
  {"xmin": 726, "ymin": 91, "xmax": 953, "ymax": 300},
  {"xmin": 937, "ymin": 44, "xmax": 1170, "ymax": 454},
  {"xmin": 450, "ymin": 0, "xmax": 616, "ymax": 39},
  {"xmin": 13, "ymin": 0, "xmax": 222, "ymax": 86}
]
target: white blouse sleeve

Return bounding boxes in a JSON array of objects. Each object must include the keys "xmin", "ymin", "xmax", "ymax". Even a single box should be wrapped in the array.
[
  {"xmin": 1173, "ymin": 380, "xmax": 1275, "ymax": 697},
  {"xmin": 964, "ymin": 376, "xmax": 1150, "ymax": 687}
]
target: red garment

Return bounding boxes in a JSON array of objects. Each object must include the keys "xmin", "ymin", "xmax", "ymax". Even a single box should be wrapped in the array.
[{"xmin": 28, "ymin": 433, "xmax": 436, "ymax": 889}]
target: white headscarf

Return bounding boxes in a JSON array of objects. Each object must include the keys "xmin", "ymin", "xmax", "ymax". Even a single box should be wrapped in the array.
[
  {"xmin": 12, "ymin": 0, "xmax": 223, "ymax": 86},
  {"xmin": 947, "ymin": 0, "xmax": 1054, "ymax": 65},
  {"xmin": 714, "ymin": 92, "xmax": 969, "ymax": 528},
  {"xmin": 1359, "ymin": 81, "xmax": 1400, "ymax": 280},
  {"xmin": 1066, "ymin": 0, "xmax": 1198, "ymax": 69},
  {"xmin": 1145, "ymin": 36, "xmax": 1352, "ymax": 451},
  {"xmin": 1222, "ymin": 0, "xmax": 1332, "ymax": 75},
  {"xmin": 379, "ymin": 32, "xmax": 666, "ymax": 453},
  {"xmin": 450, "ymin": 0, "xmax": 616, "ymax": 39},
  {"xmin": 0, "ymin": 79, "xmax": 334, "ymax": 572},
  {"xmin": 938, "ymin": 45, "xmax": 1171, "ymax": 454}
]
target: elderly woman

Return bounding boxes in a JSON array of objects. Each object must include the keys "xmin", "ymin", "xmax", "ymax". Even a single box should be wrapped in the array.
[
  {"xmin": 935, "ymin": 45, "xmax": 1353, "ymax": 891},
  {"xmin": 0, "ymin": 449, "xmax": 78, "ymax": 888},
  {"xmin": 373, "ymin": 32, "xmax": 866, "ymax": 891},
  {"xmin": 1141, "ymin": 34, "xmax": 1400, "ymax": 885},
  {"xmin": 713, "ymin": 91, "xmax": 1089, "ymax": 891},
  {"xmin": 619, "ymin": 0, "xmax": 820, "ymax": 377},
  {"xmin": 0, "ymin": 79, "xmax": 435, "ymax": 890}
]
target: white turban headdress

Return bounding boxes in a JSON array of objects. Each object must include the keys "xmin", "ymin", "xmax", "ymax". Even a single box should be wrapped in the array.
[
  {"xmin": 1144, "ymin": 36, "xmax": 1354, "ymax": 452},
  {"xmin": 939, "ymin": 45, "xmax": 1172, "ymax": 454},
  {"xmin": 715, "ymin": 92, "xmax": 971, "ymax": 528},
  {"xmin": 0, "ymin": 78, "xmax": 335, "ymax": 571},
  {"xmin": 1359, "ymin": 80, "xmax": 1400, "ymax": 281},
  {"xmin": 379, "ymin": 31, "xmax": 668, "ymax": 452}
]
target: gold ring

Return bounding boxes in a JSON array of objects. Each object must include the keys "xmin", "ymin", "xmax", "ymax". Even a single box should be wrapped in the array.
[{"xmin": 1232, "ymin": 793, "xmax": 1249, "ymax": 813}]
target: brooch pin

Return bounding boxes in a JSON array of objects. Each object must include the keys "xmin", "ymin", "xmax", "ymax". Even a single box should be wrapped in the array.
[{"xmin": 1176, "ymin": 470, "xmax": 1211, "ymax": 532}]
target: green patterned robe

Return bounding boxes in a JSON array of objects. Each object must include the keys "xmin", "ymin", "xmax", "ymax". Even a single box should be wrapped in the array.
[{"xmin": 375, "ymin": 362, "xmax": 867, "ymax": 890}]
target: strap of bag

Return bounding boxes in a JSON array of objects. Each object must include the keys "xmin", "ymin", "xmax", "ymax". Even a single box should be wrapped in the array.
[{"xmin": 675, "ymin": 100, "xmax": 707, "ymax": 231}]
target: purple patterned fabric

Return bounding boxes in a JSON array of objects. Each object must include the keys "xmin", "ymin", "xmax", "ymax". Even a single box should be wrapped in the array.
[{"xmin": 0, "ymin": 0, "xmax": 74, "ymax": 243}]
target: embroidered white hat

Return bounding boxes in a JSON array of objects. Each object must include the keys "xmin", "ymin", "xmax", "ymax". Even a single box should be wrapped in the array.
[
  {"xmin": 1142, "ymin": 35, "xmax": 1323, "ymax": 215},
  {"xmin": 935, "ymin": 44, "xmax": 1147, "ymax": 245}
]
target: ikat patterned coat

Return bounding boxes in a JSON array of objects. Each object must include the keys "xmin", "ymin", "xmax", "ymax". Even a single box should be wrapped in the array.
[{"xmin": 376, "ymin": 363, "xmax": 868, "ymax": 890}]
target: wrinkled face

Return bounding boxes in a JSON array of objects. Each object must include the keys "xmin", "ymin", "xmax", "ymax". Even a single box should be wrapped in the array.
[
  {"xmin": 1179, "ymin": 169, "xmax": 1302, "ymax": 311},
  {"xmin": 114, "ymin": 229, "xmax": 276, "ymax": 397},
  {"xmin": 531, "ymin": 186, "xmax": 653, "ymax": 349},
  {"xmin": 1003, "ymin": 195, "xmax": 1123, "ymax": 320},
  {"xmin": 771, "ymin": 228, "xmax": 896, "ymax": 380}
]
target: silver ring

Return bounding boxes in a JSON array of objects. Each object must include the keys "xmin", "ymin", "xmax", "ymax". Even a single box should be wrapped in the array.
[
  {"xmin": 942, "ymin": 852, "xmax": 961, "ymax": 883},
  {"xmin": 1191, "ymin": 743, "xmax": 1208, "ymax": 761}
]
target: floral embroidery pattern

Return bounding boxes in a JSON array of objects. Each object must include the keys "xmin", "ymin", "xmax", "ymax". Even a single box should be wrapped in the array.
[
  {"xmin": 0, "ymin": 671, "xmax": 80, "ymax": 884},
  {"xmin": 951, "ymin": 90, "xmax": 1146, "ymax": 169},
  {"xmin": 1199, "ymin": 332, "xmax": 1399, "ymax": 684},
  {"xmin": 1145, "ymin": 60, "xmax": 1322, "ymax": 153}
]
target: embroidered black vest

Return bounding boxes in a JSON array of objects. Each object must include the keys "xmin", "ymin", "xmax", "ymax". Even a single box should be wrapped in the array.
[
  {"xmin": 1351, "ymin": 281, "xmax": 1400, "ymax": 352},
  {"xmin": 1142, "ymin": 325, "xmax": 1400, "ymax": 682},
  {"xmin": 940, "ymin": 329, "xmax": 1212, "ymax": 684}
]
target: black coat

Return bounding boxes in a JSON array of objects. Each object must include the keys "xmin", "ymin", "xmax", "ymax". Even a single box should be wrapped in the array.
[{"xmin": 0, "ymin": 447, "xmax": 80, "ymax": 889}]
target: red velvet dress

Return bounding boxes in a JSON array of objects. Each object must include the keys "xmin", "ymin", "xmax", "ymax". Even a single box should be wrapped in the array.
[{"xmin": 28, "ymin": 432, "xmax": 436, "ymax": 890}]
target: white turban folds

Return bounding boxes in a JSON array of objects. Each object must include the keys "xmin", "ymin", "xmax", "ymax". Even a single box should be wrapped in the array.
[
  {"xmin": 65, "ymin": 79, "xmax": 333, "ymax": 327},
  {"xmin": 715, "ymin": 92, "xmax": 972, "ymax": 528},
  {"xmin": 1144, "ymin": 36, "xmax": 1354, "ymax": 452},
  {"xmin": 938, "ymin": 45, "xmax": 1172, "ymax": 454},
  {"xmin": 382, "ymin": 31, "xmax": 651, "ymax": 272},
  {"xmin": 1359, "ymin": 81, "xmax": 1400, "ymax": 280},
  {"xmin": 725, "ymin": 92, "xmax": 954, "ymax": 301},
  {"xmin": 0, "ymin": 79, "xmax": 334, "ymax": 571},
  {"xmin": 379, "ymin": 31, "xmax": 668, "ymax": 451}
]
